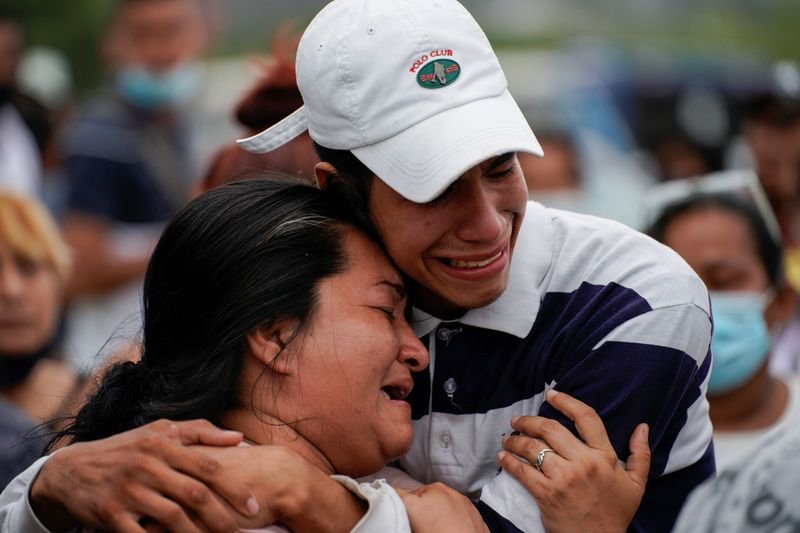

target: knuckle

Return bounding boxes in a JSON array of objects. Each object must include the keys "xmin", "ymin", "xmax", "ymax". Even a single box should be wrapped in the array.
[
  {"xmin": 161, "ymin": 502, "xmax": 184, "ymax": 522},
  {"xmin": 139, "ymin": 434, "xmax": 164, "ymax": 453},
  {"xmin": 521, "ymin": 439, "xmax": 539, "ymax": 456},
  {"xmin": 583, "ymin": 459, "xmax": 600, "ymax": 477},
  {"xmin": 283, "ymin": 484, "xmax": 313, "ymax": 517},
  {"xmin": 185, "ymin": 482, "xmax": 210, "ymax": 504},
  {"xmin": 540, "ymin": 418, "xmax": 561, "ymax": 435},
  {"xmin": 95, "ymin": 506, "xmax": 117, "ymax": 525},
  {"xmin": 507, "ymin": 458, "xmax": 526, "ymax": 478},
  {"xmin": 550, "ymin": 484, "xmax": 569, "ymax": 502},
  {"xmin": 197, "ymin": 456, "xmax": 220, "ymax": 475},
  {"xmin": 191, "ymin": 418, "xmax": 212, "ymax": 429},
  {"xmin": 574, "ymin": 404, "xmax": 597, "ymax": 420},
  {"xmin": 602, "ymin": 449, "xmax": 619, "ymax": 467},
  {"xmin": 151, "ymin": 419, "xmax": 170, "ymax": 431}
]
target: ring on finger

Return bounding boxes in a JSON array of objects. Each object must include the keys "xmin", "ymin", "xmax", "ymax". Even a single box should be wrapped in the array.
[{"xmin": 533, "ymin": 448, "xmax": 556, "ymax": 472}]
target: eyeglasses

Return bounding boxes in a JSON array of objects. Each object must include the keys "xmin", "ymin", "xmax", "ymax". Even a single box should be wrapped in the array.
[{"xmin": 640, "ymin": 169, "xmax": 782, "ymax": 245}]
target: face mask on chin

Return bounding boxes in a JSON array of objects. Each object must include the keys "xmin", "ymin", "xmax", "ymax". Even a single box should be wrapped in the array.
[
  {"xmin": 0, "ymin": 85, "xmax": 14, "ymax": 107},
  {"xmin": 707, "ymin": 291, "xmax": 772, "ymax": 395},
  {"xmin": 0, "ymin": 348, "xmax": 50, "ymax": 390},
  {"xmin": 115, "ymin": 62, "xmax": 203, "ymax": 111}
]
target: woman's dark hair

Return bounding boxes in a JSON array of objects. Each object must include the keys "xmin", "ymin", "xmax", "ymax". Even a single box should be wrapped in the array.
[
  {"xmin": 51, "ymin": 178, "xmax": 353, "ymax": 446},
  {"xmin": 647, "ymin": 192, "xmax": 783, "ymax": 286},
  {"xmin": 313, "ymin": 142, "xmax": 380, "ymax": 241}
]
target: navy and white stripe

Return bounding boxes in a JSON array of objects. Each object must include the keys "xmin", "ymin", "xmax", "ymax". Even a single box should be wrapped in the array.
[{"xmin": 400, "ymin": 202, "xmax": 714, "ymax": 533}]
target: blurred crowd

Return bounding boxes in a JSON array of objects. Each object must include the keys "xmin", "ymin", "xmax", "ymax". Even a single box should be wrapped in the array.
[{"xmin": 1, "ymin": 0, "xmax": 799, "ymax": 529}]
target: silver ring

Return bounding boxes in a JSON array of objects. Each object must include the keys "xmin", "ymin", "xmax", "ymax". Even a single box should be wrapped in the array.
[{"xmin": 533, "ymin": 448, "xmax": 555, "ymax": 471}]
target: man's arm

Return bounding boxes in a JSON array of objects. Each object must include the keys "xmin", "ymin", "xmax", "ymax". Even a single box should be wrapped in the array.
[
  {"xmin": 1, "ymin": 420, "xmax": 260, "ymax": 533},
  {"xmin": 479, "ymin": 303, "xmax": 714, "ymax": 533}
]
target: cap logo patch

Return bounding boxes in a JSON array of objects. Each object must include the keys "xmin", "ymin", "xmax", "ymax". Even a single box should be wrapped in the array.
[{"xmin": 416, "ymin": 59, "xmax": 460, "ymax": 89}]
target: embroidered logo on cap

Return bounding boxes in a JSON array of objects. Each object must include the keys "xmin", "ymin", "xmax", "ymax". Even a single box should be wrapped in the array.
[{"xmin": 417, "ymin": 59, "xmax": 460, "ymax": 89}]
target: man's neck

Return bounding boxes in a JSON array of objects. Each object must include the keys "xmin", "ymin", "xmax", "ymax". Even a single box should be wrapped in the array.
[{"xmin": 411, "ymin": 287, "xmax": 468, "ymax": 321}]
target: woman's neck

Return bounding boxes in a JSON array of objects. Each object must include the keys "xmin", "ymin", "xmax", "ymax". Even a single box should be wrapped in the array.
[
  {"xmin": 709, "ymin": 365, "xmax": 788, "ymax": 431},
  {"xmin": 221, "ymin": 406, "xmax": 336, "ymax": 475}
]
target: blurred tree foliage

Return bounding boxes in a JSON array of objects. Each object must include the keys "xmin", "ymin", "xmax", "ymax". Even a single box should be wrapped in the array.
[{"xmin": 1, "ymin": 0, "xmax": 110, "ymax": 96}]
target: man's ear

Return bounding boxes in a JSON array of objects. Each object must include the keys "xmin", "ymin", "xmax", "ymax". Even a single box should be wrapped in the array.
[
  {"xmin": 314, "ymin": 162, "xmax": 337, "ymax": 190},
  {"xmin": 765, "ymin": 282, "xmax": 797, "ymax": 329},
  {"xmin": 246, "ymin": 321, "xmax": 299, "ymax": 376}
]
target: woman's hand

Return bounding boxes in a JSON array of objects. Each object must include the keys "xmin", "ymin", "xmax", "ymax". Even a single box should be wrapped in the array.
[
  {"xmin": 397, "ymin": 483, "xmax": 489, "ymax": 533},
  {"xmin": 497, "ymin": 390, "xmax": 650, "ymax": 533}
]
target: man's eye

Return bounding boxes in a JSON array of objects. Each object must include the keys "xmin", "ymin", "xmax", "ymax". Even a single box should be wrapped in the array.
[
  {"xmin": 425, "ymin": 184, "xmax": 456, "ymax": 207},
  {"xmin": 488, "ymin": 166, "xmax": 515, "ymax": 181}
]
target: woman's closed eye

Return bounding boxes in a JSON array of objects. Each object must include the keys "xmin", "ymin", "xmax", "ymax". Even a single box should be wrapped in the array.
[{"xmin": 378, "ymin": 307, "xmax": 397, "ymax": 321}]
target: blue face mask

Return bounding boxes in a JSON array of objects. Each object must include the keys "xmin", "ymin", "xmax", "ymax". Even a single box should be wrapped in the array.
[
  {"xmin": 115, "ymin": 62, "xmax": 202, "ymax": 111},
  {"xmin": 708, "ymin": 291, "xmax": 771, "ymax": 395}
]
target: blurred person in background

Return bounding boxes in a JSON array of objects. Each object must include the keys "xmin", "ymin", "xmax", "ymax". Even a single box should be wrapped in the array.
[
  {"xmin": 672, "ymin": 418, "xmax": 800, "ymax": 533},
  {"xmin": 727, "ymin": 92, "xmax": 800, "ymax": 374},
  {"xmin": 648, "ymin": 192, "xmax": 798, "ymax": 471},
  {"xmin": 516, "ymin": 132, "xmax": 592, "ymax": 213},
  {"xmin": 200, "ymin": 25, "xmax": 318, "ymax": 192},
  {"xmin": 0, "ymin": 192, "xmax": 75, "ymax": 488},
  {"xmin": 517, "ymin": 133, "xmax": 581, "ymax": 193},
  {"xmin": 0, "ymin": 10, "xmax": 52, "ymax": 197},
  {"xmin": 651, "ymin": 133, "xmax": 712, "ymax": 182},
  {"xmin": 60, "ymin": 0, "xmax": 207, "ymax": 373}
]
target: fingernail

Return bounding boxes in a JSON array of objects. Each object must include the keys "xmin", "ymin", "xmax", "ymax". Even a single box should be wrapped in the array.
[
  {"xmin": 511, "ymin": 416, "xmax": 520, "ymax": 425},
  {"xmin": 246, "ymin": 497, "xmax": 260, "ymax": 516},
  {"xmin": 497, "ymin": 451, "xmax": 507, "ymax": 462},
  {"xmin": 640, "ymin": 424, "xmax": 649, "ymax": 440},
  {"xmin": 222, "ymin": 430, "xmax": 243, "ymax": 438},
  {"xmin": 545, "ymin": 389, "xmax": 559, "ymax": 401}
]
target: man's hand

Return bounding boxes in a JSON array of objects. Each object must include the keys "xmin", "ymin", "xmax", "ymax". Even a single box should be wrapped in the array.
[
  {"xmin": 498, "ymin": 390, "xmax": 651, "ymax": 533},
  {"xmin": 29, "ymin": 419, "xmax": 260, "ymax": 533},
  {"xmin": 397, "ymin": 483, "xmax": 489, "ymax": 533}
]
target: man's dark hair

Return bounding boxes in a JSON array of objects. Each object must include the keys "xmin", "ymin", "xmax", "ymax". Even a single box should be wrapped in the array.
[{"xmin": 313, "ymin": 141, "xmax": 382, "ymax": 242}]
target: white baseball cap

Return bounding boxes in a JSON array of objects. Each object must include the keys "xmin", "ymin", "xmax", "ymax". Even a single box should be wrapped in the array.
[{"xmin": 237, "ymin": 0, "xmax": 543, "ymax": 203}]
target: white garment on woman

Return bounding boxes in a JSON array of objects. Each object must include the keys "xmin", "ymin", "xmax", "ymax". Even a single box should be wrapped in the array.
[
  {"xmin": 0, "ymin": 458, "xmax": 413, "ymax": 533},
  {"xmin": 713, "ymin": 375, "xmax": 800, "ymax": 471}
]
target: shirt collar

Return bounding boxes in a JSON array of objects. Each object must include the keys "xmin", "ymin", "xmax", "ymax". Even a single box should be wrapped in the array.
[{"xmin": 411, "ymin": 201, "xmax": 554, "ymax": 339}]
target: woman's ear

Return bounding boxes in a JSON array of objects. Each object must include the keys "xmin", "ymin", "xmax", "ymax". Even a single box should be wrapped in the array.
[
  {"xmin": 765, "ymin": 283, "xmax": 797, "ymax": 329},
  {"xmin": 314, "ymin": 162, "xmax": 337, "ymax": 190},
  {"xmin": 246, "ymin": 321, "xmax": 299, "ymax": 376}
]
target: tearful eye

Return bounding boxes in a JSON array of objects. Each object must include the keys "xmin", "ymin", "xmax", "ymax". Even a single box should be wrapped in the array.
[{"xmin": 379, "ymin": 307, "xmax": 397, "ymax": 320}]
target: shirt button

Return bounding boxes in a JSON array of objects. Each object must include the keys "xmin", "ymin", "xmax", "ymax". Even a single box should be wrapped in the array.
[
  {"xmin": 437, "ymin": 328, "xmax": 453, "ymax": 341},
  {"xmin": 439, "ymin": 433, "xmax": 451, "ymax": 448},
  {"xmin": 443, "ymin": 378, "xmax": 457, "ymax": 395}
]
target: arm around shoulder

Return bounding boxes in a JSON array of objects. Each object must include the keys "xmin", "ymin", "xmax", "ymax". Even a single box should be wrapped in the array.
[{"xmin": 0, "ymin": 456, "xmax": 55, "ymax": 533}]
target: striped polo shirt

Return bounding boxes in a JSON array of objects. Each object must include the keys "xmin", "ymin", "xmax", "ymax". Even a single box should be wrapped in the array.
[{"xmin": 400, "ymin": 201, "xmax": 715, "ymax": 533}]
